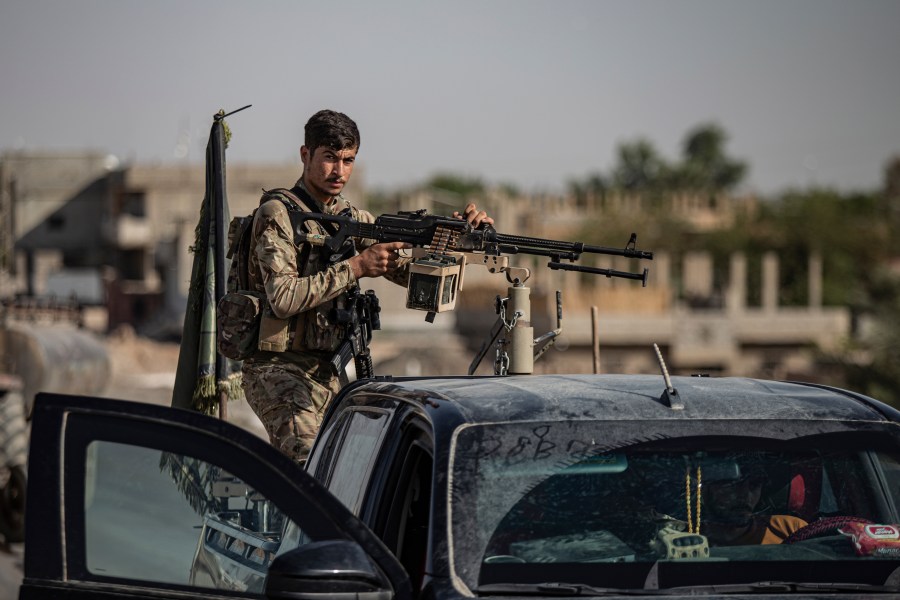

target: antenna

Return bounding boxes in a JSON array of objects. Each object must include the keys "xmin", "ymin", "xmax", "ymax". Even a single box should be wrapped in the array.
[{"xmin": 653, "ymin": 343, "xmax": 684, "ymax": 410}]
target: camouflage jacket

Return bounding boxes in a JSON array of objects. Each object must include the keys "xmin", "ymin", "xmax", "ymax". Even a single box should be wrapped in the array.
[{"xmin": 247, "ymin": 179, "xmax": 407, "ymax": 356}]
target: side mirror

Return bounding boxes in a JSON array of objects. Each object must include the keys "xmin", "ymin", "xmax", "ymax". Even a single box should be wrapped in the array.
[{"xmin": 264, "ymin": 539, "xmax": 393, "ymax": 600}]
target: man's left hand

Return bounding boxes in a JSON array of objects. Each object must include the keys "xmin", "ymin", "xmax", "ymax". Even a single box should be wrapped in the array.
[{"xmin": 453, "ymin": 202, "xmax": 494, "ymax": 228}]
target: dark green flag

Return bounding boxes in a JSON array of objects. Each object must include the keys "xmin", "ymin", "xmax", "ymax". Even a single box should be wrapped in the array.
[{"xmin": 171, "ymin": 109, "xmax": 245, "ymax": 415}]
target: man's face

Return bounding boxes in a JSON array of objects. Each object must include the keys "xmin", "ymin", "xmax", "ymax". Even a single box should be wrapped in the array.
[
  {"xmin": 703, "ymin": 476, "xmax": 764, "ymax": 524},
  {"xmin": 300, "ymin": 145, "xmax": 357, "ymax": 202}
]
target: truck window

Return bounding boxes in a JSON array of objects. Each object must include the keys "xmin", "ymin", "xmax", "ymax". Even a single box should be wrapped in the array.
[{"xmin": 325, "ymin": 408, "xmax": 390, "ymax": 515}]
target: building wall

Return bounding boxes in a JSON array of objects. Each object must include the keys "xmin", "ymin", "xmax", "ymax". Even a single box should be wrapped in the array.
[{"xmin": 1, "ymin": 151, "xmax": 118, "ymax": 296}]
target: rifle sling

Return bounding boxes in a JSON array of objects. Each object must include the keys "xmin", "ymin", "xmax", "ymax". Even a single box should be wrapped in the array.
[{"xmin": 287, "ymin": 185, "xmax": 343, "ymax": 237}]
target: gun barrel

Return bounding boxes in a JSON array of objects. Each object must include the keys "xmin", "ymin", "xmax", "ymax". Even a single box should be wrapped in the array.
[
  {"xmin": 493, "ymin": 232, "xmax": 581, "ymax": 254},
  {"xmin": 493, "ymin": 232, "xmax": 653, "ymax": 260},
  {"xmin": 582, "ymin": 243, "xmax": 654, "ymax": 260}
]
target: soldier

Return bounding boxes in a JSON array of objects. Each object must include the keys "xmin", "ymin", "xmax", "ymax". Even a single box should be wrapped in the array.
[{"xmin": 242, "ymin": 109, "xmax": 492, "ymax": 463}]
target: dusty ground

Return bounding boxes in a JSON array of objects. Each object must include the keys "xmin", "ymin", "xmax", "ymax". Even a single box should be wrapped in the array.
[
  {"xmin": 99, "ymin": 325, "xmax": 480, "ymax": 438},
  {"xmin": 101, "ymin": 326, "xmax": 267, "ymax": 439}
]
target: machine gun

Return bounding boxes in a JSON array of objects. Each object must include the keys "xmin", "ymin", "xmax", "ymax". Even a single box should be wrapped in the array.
[
  {"xmin": 294, "ymin": 209, "xmax": 652, "ymax": 265},
  {"xmin": 293, "ymin": 209, "xmax": 654, "ymax": 376},
  {"xmin": 292, "ymin": 209, "xmax": 652, "ymax": 311},
  {"xmin": 330, "ymin": 287, "xmax": 381, "ymax": 380}
]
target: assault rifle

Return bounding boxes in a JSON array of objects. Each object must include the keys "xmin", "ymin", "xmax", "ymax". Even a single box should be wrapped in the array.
[
  {"xmin": 293, "ymin": 209, "xmax": 653, "ymax": 376},
  {"xmin": 330, "ymin": 287, "xmax": 381, "ymax": 379}
]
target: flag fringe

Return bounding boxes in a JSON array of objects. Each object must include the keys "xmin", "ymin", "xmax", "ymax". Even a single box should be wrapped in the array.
[
  {"xmin": 219, "ymin": 372, "xmax": 245, "ymax": 402},
  {"xmin": 190, "ymin": 372, "xmax": 244, "ymax": 416},
  {"xmin": 191, "ymin": 374, "xmax": 218, "ymax": 415}
]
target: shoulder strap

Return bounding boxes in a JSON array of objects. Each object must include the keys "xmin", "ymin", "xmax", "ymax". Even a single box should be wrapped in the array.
[
  {"xmin": 227, "ymin": 188, "xmax": 311, "ymax": 292},
  {"xmin": 289, "ymin": 185, "xmax": 320, "ymax": 213},
  {"xmin": 260, "ymin": 186, "xmax": 318, "ymax": 212},
  {"xmin": 262, "ymin": 186, "xmax": 342, "ymax": 236},
  {"xmin": 252, "ymin": 186, "xmax": 352, "ymax": 280}
]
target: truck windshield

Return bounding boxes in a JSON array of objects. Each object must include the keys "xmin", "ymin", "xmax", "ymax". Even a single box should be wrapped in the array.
[{"xmin": 448, "ymin": 419, "xmax": 900, "ymax": 593}]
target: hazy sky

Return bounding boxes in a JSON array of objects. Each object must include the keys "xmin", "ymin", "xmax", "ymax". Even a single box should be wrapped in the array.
[{"xmin": 2, "ymin": 0, "xmax": 898, "ymax": 196}]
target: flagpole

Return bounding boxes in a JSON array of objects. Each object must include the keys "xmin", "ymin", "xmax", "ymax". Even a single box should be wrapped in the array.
[
  {"xmin": 211, "ymin": 113, "xmax": 229, "ymax": 420},
  {"xmin": 211, "ymin": 105, "xmax": 250, "ymax": 420}
]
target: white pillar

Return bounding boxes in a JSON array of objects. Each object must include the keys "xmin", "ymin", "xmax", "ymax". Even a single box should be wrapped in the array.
[
  {"xmin": 728, "ymin": 253, "xmax": 746, "ymax": 314},
  {"xmin": 762, "ymin": 252, "xmax": 779, "ymax": 312},
  {"xmin": 808, "ymin": 251, "xmax": 822, "ymax": 309}
]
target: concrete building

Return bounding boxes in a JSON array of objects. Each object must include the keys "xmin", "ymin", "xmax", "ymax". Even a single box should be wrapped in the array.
[
  {"xmin": 0, "ymin": 151, "xmax": 358, "ymax": 334},
  {"xmin": 0, "ymin": 151, "xmax": 117, "ymax": 300}
]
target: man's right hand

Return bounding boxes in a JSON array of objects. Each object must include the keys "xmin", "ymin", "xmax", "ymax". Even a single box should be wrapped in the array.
[{"xmin": 349, "ymin": 241, "xmax": 411, "ymax": 279}]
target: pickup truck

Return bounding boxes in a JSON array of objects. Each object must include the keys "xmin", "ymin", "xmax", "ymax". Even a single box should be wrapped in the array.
[{"xmin": 18, "ymin": 373, "xmax": 900, "ymax": 599}]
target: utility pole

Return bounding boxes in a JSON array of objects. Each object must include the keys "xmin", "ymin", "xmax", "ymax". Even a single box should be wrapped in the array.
[{"xmin": 0, "ymin": 164, "xmax": 15, "ymax": 297}]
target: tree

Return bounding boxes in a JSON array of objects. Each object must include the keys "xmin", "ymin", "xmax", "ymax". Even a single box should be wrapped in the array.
[
  {"xmin": 828, "ymin": 270, "xmax": 900, "ymax": 407},
  {"xmin": 882, "ymin": 156, "xmax": 900, "ymax": 254},
  {"xmin": 611, "ymin": 139, "xmax": 669, "ymax": 192},
  {"xmin": 567, "ymin": 173, "xmax": 608, "ymax": 203},
  {"xmin": 884, "ymin": 155, "xmax": 900, "ymax": 204},
  {"xmin": 672, "ymin": 123, "xmax": 747, "ymax": 192},
  {"xmin": 567, "ymin": 123, "xmax": 746, "ymax": 196}
]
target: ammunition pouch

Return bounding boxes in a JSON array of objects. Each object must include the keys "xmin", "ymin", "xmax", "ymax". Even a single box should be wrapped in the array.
[
  {"xmin": 216, "ymin": 291, "xmax": 265, "ymax": 361},
  {"xmin": 258, "ymin": 306, "xmax": 293, "ymax": 353},
  {"xmin": 217, "ymin": 291, "xmax": 299, "ymax": 359}
]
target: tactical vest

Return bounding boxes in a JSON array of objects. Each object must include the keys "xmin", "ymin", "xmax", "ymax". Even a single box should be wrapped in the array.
[{"xmin": 244, "ymin": 188, "xmax": 359, "ymax": 356}]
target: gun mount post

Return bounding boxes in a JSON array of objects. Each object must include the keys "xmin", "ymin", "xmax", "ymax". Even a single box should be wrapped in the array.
[
  {"xmin": 490, "ymin": 282, "xmax": 563, "ymax": 376},
  {"xmin": 506, "ymin": 283, "xmax": 534, "ymax": 375}
]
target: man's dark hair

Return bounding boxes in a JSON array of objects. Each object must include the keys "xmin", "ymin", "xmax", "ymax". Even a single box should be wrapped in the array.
[{"xmin": 304, "ymin": 110, "xmax": 360, "ymax": 154}]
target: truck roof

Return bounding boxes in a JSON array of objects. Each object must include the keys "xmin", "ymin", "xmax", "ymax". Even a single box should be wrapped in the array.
[{"xmin": 362, "ymin": 374, "xmax": 900, "ymax": 426}]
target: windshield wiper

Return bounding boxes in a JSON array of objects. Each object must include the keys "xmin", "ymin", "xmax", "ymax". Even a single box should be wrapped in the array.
[
  {"xmin": 476, "ymin": 582, "xmax": 667, "ymax": 596},
  {"xmin": 477, "ymin": 581, "xmax": 900, "ymax": 596},
  {"xmin": 666, "ymin": 581, "xmax": 900, "ymax": 594}
]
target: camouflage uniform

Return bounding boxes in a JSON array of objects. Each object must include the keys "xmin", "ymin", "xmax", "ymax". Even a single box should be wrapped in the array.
[{"xmin": 241, "ymin": 179, "xmax": 407, "ymax": 463}]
